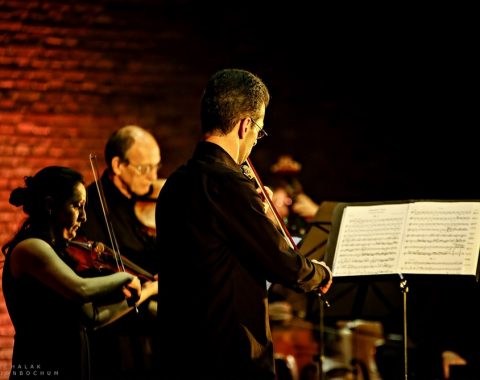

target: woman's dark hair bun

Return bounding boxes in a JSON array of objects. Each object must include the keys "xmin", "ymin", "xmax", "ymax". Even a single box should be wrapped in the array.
[{"xmin": 9, "ymin": 186, "xmax": 28, "ymax": 207}]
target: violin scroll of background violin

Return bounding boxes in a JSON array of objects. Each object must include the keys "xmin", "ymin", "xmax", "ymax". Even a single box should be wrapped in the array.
[{"xmin": 134, "ymin": 178, "xmax": 166, "ymax": 237}]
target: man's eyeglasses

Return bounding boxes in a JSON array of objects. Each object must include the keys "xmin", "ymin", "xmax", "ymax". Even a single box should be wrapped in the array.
[
  {"xmin": 250, "ymin": 118, "xmax": 268, "ymax": 139},
  {"xmin": 124, "ymin": 160, "xmax": 161, "ymax": 175}
]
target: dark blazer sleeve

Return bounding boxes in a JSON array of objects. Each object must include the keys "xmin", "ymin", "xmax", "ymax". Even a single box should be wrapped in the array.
[{"xmin": 208, "ymin": 168, "xmax": 329, "ymax": 292}]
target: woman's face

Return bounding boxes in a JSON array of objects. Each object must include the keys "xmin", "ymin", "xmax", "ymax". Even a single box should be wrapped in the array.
[{"xmin": 52, "ymin": 182, "xmax": 87, "ymax": 241}]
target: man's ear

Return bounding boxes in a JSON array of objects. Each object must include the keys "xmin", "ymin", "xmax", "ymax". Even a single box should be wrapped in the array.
[
  {"xmin": 238, "ymin": 118, "xmax": 250, "ymax": 140},
  {"xmin": 111, "ymin": 156, "xmax": 123, "ymax": 175}
]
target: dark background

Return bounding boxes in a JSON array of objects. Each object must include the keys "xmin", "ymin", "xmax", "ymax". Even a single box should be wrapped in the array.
[{"xmin": 181, "ymin": 2, "xmax": 479, "ymax": 202}]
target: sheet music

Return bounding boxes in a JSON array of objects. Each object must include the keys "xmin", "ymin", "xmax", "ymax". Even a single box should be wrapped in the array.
[
  {"xmin": 401, "ymin": 202, "xmax": 480, "ymax": 275},
  {"xmin": 332, "ymin": 202, "xmax": 480, "ymax": 277}
]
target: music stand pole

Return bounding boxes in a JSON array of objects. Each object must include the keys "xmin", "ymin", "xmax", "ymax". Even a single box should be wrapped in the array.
[
  {"xmin": 399, "ymin": 274, "xmax": 409, "ymax": 380},
  {"xmin": 318, "ymin": 295, "xmax": 325, "ymax": 380}
]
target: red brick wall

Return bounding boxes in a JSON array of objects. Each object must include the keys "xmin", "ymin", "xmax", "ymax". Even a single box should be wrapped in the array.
[
  {"xmin": 4, "ymin": 2, "xmax": 468, "ymax": 378},
  {"xmin": 1, "ymin": 2, "xmax": 477, "ymax": 380},
  {"xmin": 0, "ymin": 1, "xmax": 215, "ymax": 377},
  {"xmin": 2, "ymin": 2, "xmax": 332, "ymax": 376}
]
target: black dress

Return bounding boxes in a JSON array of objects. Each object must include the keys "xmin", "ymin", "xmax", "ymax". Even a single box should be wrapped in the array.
[{"xmin": 2, "ymin": 245, "xmax": 90, "ymax": 380}]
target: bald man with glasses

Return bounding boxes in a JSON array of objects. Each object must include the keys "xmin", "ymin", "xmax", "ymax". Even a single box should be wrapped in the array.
[{"xmin": 80, "ymin": 125, "xmax": 162, "ymax": 380}]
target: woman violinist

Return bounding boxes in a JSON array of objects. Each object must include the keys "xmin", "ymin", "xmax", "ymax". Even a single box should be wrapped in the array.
[{"xmin": 1, "ymin": 166, "xmax": 157, "ymax": 380}]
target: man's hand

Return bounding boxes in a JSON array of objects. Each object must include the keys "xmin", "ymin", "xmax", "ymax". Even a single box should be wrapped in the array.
[
  {"xmin": 292, "ymin": 193, "xmax": 319, "ymax": 220},
  {"xmin": 141, "ymin": 279, "xmax": 158, "ymax": 300},
  {"xmin": 257, "ymin": 186, "xmax": 273, "ymax": 214},
  {"xmin": 312, "ymin": 259, "xmax": 333, "ymax": 294}
]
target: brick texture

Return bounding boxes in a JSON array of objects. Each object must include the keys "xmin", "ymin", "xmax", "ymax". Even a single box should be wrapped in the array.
[
  {"xmin": 2, "ymin": 2, "xmax": 473, "ymax": 379},
  {"xmin": 2, "ymin": 2, "xmax": 339, "ymax": 377},
  {"xmin": 0, "ymin": 1, "xmax": 210, "ymax": 377}
]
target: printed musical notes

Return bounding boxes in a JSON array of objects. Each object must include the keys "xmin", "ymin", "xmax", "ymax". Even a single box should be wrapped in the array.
[{"xmin": 332, "ymin": 202, "xmax": 480, "ymax": 277}]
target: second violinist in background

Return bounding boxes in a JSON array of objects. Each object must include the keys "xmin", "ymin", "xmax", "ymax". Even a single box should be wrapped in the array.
[
  {"xmin": 267, "ymin": 155, "xmax": 320, "ymax": 238},
  {"xmin": 79, "ymin": 125, "xmax": 163, "ymax": 380}
]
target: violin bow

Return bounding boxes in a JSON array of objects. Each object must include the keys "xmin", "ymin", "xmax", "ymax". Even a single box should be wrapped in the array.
[
  {"xmin": 89, "ymin": 153, "xmax": 126, "ymax": 272},
  {"xmin": 245, "ymin": 158, "xmax": 297, "ymax": 250},
  {"xmin": 90, "ymin": 153, "xmax": 139, "ymax": 312},
  {"xmin": 244, "ymin": 158, "xmax": 330, "ymax": 307}
]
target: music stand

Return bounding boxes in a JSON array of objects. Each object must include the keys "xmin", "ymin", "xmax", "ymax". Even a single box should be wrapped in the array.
[
  {"xmin": 322, "ymin": 202, "xmax": 414, "ymax": 379},
  {"xmin": 324, "ymin": 200, "xmax": 480, "ymax": 380},
  {"xmin": 298, "ymin": 201, "xmax": 337, "ymax": 261},
  {"xmin": 296, "ymin": 201, "xmax": 402, "ymax": 379}
]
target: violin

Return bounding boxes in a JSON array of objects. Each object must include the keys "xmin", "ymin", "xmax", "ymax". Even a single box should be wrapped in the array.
[
  {"xmin": 134, "ymin": 178, "xmax": 166, "ymax": 237},
  {"xmin": 65, "ymin": 237, "xmax": 155, "ymax": 282},
  {"xmin": 244, "ymin": 158, "xmax": 330, "ymax": 307}
]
